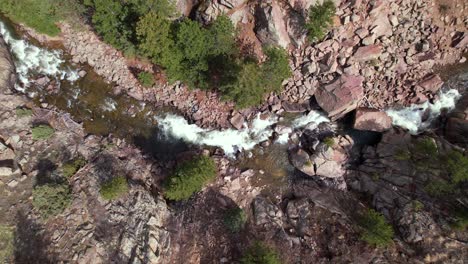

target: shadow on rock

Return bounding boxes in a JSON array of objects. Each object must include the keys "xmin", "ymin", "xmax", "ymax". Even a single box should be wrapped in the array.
[
  {"xmin": 14, "ymin": 210, "xmax": 58, "ymax": 263},
  {"xmin": 167, "ymin": 188, "xmax": 248, "ymax": 263},
  {"xmin": 132, "ymin": 127, "xmax": 189, "ymax": 162},
  {"xmin": 34, "ymin": 159, "xmax": 59, "ymax": 186}
]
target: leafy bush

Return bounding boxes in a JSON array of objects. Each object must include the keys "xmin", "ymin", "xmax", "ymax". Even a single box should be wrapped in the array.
[
  {"xmin": 450, "ymin": 206, "xmax": 468, "ymax": 231},
  {"xmin": 262, "ymin": 46, "xmax": 291, "ymax": 92},
  {"xmin": 0, "ymin": 0, "xmax": 84, "ymax": 36},
  {"xmin": 220, "ymin": 47, "xmax": 291, "ymax": 108},
  {"xmin": 138, "ymin": 14, "xmax": 237, "ymax": 89},
  {"xmin": 445, "ymin": 150, "xmax": 468, "ymax": 183},
  {"xmin": 0, "ymin": 225, "xmax": 14, "ymax": 263},
  {"xmin": 220, "ymin": 61, "xmax": 265, "ymax": 108},
  {"xmin": 413, "ymin": 138, "xmax": 438, "ymax": 158},
  {"xmin": 224, "ymin": 207, "xmax": 247, "ymax": 233},
  {"xmin": 411, "ymin": 200, "xmax": 424, "ymax": 212},
  {"xmin": 241, "ymin": 242, "xmax": 281, "ymax": 264},
  {"xmin": 32, "ymin": 183, "xmax": 72, "ymax": 218},
  {"xmin": 424, "ymin": 179, "xmax": 454, "ymax": 197},
  {"xmin": 164, "ymin": 156, "xmax": 217, "ymax": 201},
  {"xmin": 32, "ymin": 124, "xmax": 54, "ymax": 140},
  {"xmin": 99, "ymin": 176, "xmax": 129, "ymax": 200},
  {"xmin": 84, "ymin": 0, "xmax": 174, "ymax": 52},
  {"xmin": 15, "ymin": 107, "xmax": 33, "ymax": 118},
  {"xmin": 62, "ymin": 157, "xmax": 86, "ymax": 178},
  {"xmin": 138, "ymin": 71, "xmax": 155, "ymax": 87},
  {"xmin": 358, "ymin": 209, "xmax": 394, "ymax": 247},
  {"xmin": 306, "ymin": 0, "xmax": 336, "ymax": 41}
]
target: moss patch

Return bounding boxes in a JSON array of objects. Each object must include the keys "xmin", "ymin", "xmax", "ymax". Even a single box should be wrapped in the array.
[
  {"xmin": 32, "ymin": 125, "xmax": 54, "ymax": 140},
  {"xmin": 99, "ymin": 176, "xmax": 129, "ymax": 200}
]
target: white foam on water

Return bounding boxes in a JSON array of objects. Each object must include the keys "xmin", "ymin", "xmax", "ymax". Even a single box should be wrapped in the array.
[
  {"xmin": 0, "ymin": 20, "xmax": 80, "ymax": 90},
  {"xmin": 292, "ymin": 110, "xmax": 330, "ymax": 129},
  {"xmin": 386, "ymin": 89, "xmax": 461, "ymax": 134},
  {"xmin": 275, "ymin": 133, "xmax": 290, "ymax": 144},
  {"xmin": 156, "ymin": 114, "xmax": 278, "ymax": 156},
  {"xmin": 102, "ymin": 97, "xmax": 117, "ymax": 112},
  {"xmin": 156, "ymin": 110, "xmax": 330, "ymax": 155}
]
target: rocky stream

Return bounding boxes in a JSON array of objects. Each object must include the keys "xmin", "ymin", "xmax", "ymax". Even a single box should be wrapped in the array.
[{"xmin": 0, "ymin": 0, "xmax": 467, "ymax": 262}]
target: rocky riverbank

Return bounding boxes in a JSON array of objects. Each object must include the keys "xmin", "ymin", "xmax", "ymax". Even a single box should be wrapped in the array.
[
  {"xmin": 1, "ymin": 1, "xmax": 467, "ymax": 263},
  {"xmin": 14, "ymin": 0, "xmax": 464, "ymax": 130}
]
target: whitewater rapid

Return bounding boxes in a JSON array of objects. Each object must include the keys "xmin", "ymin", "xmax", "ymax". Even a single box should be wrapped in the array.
[
  {"xmin": 157, "ymin": 88, "xmax": 462, "ymax": 155},
  {"xmin": 386, "ymin": 89, "xmax": 461, "ymax": 134},
  {"xmin": 0, "ymin": 20, "xmax": 79, "ymax": 92},
  {"xmin": 156, "ymin": 111, "xmax": 330, "ymax": 156}
]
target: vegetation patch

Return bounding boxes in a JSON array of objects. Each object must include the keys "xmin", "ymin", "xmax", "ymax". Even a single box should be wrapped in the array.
[
  {"xmin": 413, "ymin": 138, "xmax": 438, "ymax": 158},
  {"xmin": 358, "ymin": 209, "xmax": 394, "ymax": 247},
  {"xmin": 15, "ymin": 107, "xmax": 33, "ymax": 118},
  {"xmin": 163, "ymin": 156, "xmax": 217, "ymax": 201},
  {"xmin": 99, "ymin": 176, "xmax": 129, "ymax": 200},
  {"xmin": 137, "ymin": 71, "xmax": 155, "ymax": 87},
  {"xmin": 241, "ymin": 242, "xmax": 281, "ymax": 264},
  {"xmin": 445, "ymin": 150, "xmax": 468, "ymax": 183},
  {"xmin": 0, "ymin": 0, "xmax": 84, "ymax": 36},
  {"xmin": 394, "ymin": 148, "xmax": 411, "ymax": 161},
  {"xmin": 424, "ymin": 179, "xmax": 454, "ymax": 197},
  {"xmin": 323, "ymin": 137, "xmax": 335, "ymax": 148},
  {"xmin": 306, "ymin": 0, "xmax": 336, "ymax": 41},
  {"xmin": 86, "ymin": 0, "xmax": 291, "ymax": 108},
  {"xmin": 411, "ymin": 200, "xmax": 424, "ymax": 212},
  {"xmin": 32, "ymin": 183, "xmax": 72, "ymax": 219},
  {"xmin": 61, "ymin": 157, "xmax": 87, "ymax": 178},
  {"xmin": 450, "ymin": 206, "xmax": 468, "ymax": 231},
  {"xmin": 32, "ymin": 124, "xmax": 55, "ymax": 140},
  {"xmin": 223, "ymin": 207, "xmax": 247, "ymax": 233},
  {"xmin": 0, "ymin": 225, "xmax": 14, "ymax": 263}
]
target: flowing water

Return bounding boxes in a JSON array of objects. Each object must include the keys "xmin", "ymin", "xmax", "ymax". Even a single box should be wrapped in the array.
[{"xmin": 1, "ymin": 16, "xmax": 465, "ymax": 190}]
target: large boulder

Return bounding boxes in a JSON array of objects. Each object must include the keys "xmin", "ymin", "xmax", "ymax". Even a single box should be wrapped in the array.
[
  {"xmin": 254, "ymin": 0, "xmax": 291, "ymax": 48},
  {"xmin": 417, "ymin": 74, "xmax": 444, "ymax": 93},
  {"xmin": 309, "ymin": 136, "xmax": 352, "ymax": 178},
  {"xmin": 353, "ymin": 45, "xmax": 382, "ymax": 62},
  {"xmin": 289, "ymin": 148, "xmax": 315, "ymax": 176},
  {"xmin": 315, "ymin": 75, "xmax": 364, "ymax": 120},
  {"xmin": 354, "ymin": 108, "xmax": 393, "ymax": 132}
]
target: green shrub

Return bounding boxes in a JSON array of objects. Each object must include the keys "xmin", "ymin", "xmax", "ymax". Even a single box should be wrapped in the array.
[
  {"xmin": 16, "ymin": 107, "xmax": 33, "ymax": 118},
  {"xmin": 138, "ymin": 71, "xmax": 155, "ymax": 87},
  {"xmin": 164, "ymin": 156, "xmax": 217, "ymax": 201},
  {"xmin": 99, "ymin": 176, "xmax": 129, "ymax": 200},
  {"xmin": 413, "ymin": 138, "xmax": 438, "ymax": 158},
  {"xmin": 0, "ymin": 0, "xmax": 84, "ymax": 36},
  {"xmin": 32, "ymin": 183, "xmax": 72, "ymax": 218},
  {"xmin": 220, "ymin": 61, "xmax": 266, "ymax": 108},
  {"xmin": 262, "ymin": 46, "xmax": 291, "ymax": 93},
  {"xmin": 411, "ymin": 200, "xmax": 424, "ymax": 212},
  {"xmin": 138, "ymin": 14, "xmax": 237, "ymax": 89},
  {"xmin": 358, "ymin": 209, "xmax": 394, "ymax": 247},
  {"xmin": 32, "ymin": 124, "xmax": 54, "ymax": 140},
  {"xmin": 445, "ymin": 150, "xmax": 468, "ymax": 183},
  {"xmin": 220, "ymin": 47, "xmax": 291, "ymax": 108},
  {"xmin": 450, "ymin": 207, "xmax": 468, "ymax": 231},
  {"xmin": 323, "ymin": 137, "xmax": 335, "ymax": 148},
  {"xmin": 424, "ymin": 179, "xmax": 454, "ymax": 197},
  {"xmin": 224, "ymin": 207, "xmax": 247, "ymax": 233},
  {"xmin": 61, "ymin": 157, "xmax": 86, "ymax": 178},
  {"xmin": 0, "ymin": 225, "xmax": 14, "ymax": 263},
  {"xmin": 241, "ymin": 242, "xmax": 281, "ymax": 264},
  {"xmin": 306, "ymin": 0, "xmax": 336, "ymax": 41},
  {"xmin": 84, "ymin": 0, "xmax": 174, "ymax": 51}
]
